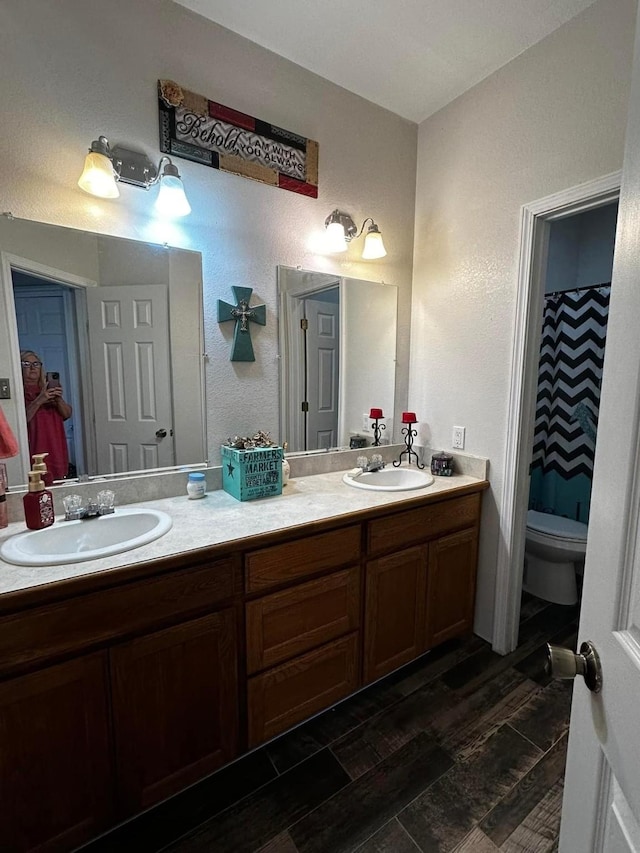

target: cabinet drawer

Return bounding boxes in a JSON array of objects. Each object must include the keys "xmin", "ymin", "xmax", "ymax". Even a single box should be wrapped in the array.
[
  {"xmin": 246, "ymin": 566, "xmax": 360, "ymax": 674},
  {"xmin": 247, "ymin": 633, "xmax": 360, "ymax": 746},
  {"xmin": 0, "ymin": 558, "xmax": 235, "ymax": 675},
  {"xmin": 245, "ymin": 525, "xmax": 361, "ymax": 593},
  {"xmin": 367, "ymin": 493, "xmax": 480, "ymax": 557}
]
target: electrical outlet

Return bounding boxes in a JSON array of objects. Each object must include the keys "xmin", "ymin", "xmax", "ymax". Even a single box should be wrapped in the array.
[
  {"xmin": 0, "ymin": 378, "xmax": 10, "ymax": 399},
  {"xmin": 362, "ymin": 413, "xmax": 371, "ymax": 432},
  {"xmin": 452, "ymin": 425, "xmax": 465, "ymax": 449}
]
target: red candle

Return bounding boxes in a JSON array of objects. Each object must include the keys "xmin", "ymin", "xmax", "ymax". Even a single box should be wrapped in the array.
[
  {"xmin": 369, "ymin": 408, "xmax": 383, "ymax": 419},
  {"xmin": 402, "ymin": 412, "xmax": 417, "ymax": 423}
]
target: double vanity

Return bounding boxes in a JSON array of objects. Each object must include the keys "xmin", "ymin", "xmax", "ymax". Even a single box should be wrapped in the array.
[{"xmin": 0, "ymin": 460, "xmax": 488, "ymax": 852}]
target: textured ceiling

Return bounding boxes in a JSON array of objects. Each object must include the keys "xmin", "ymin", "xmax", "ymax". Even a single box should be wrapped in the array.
[{"xmin": 174, "ymin": 0, "xmax": 598, "ymax": 123}]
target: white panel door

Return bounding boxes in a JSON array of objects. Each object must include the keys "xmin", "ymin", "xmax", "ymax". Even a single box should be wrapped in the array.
[
  {"xmin": 87, "ymin": 285, "xmax": 174, "ymax": 474},
  {"xmin": 305, "ymin": 291, "xmax": 340, "ymax": 450},
  {"xmin": 560, "ymin": 9, "xmax": 640, "ymax": 849}
]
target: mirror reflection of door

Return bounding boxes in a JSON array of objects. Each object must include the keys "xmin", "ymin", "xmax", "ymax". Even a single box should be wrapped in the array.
[
  {"xmin": 86, "ymin": 284, "xmax": 175, "ymax": 473},
  {"xmin": 12, "ymin": 270, "xmax": 87, "ymax": 478},
  {"xmin": 303, "ymin": 287, "xmax": 340, "ymax": 450},
  {"xmin": 278, "ymin": 267, "xmax": 399, "ymax": 454}
]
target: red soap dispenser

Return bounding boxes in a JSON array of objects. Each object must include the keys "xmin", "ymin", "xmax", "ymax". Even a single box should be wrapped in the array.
[{"xmin": 23, "ymin": 470, "xmax": 55, "ymax": 530}]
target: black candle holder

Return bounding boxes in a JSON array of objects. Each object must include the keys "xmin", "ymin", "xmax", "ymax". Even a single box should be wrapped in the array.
[
  {"xmin": 393, "ymin": 423, "xmax": 425, "ymax": 468},
  {"xmin": 370, "ymin": 417, "xmax": 386, "ymax": 446}
]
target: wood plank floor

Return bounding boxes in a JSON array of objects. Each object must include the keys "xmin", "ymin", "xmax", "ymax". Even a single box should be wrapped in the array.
[{"xmin": 79, "ymin": 594, "xmax": 577, "ymax": 853}]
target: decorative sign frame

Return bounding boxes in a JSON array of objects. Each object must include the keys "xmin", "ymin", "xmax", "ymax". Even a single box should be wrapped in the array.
[{"xmin": 158, "ymin": 80, "xmax": 318, "ymax": 197}]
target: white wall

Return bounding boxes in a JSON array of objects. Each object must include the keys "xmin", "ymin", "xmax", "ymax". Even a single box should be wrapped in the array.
[
  {"xmin": 575, "ymin": 204, "xmax": 618, "ymax": 287},
  {"xmin": 341, "ymin": 279, "xmax": 398, "ymax": 443},
  {"xmin": 0, "ymin": 0, "xmax": 417, "ymax": 463},
  {"xmin": 411, "ymin": 0, "xmax": 637, "ymax": 640},
  {"xmin": 546, "ymin": 203, "xmax": 618, "ymax": 292}
]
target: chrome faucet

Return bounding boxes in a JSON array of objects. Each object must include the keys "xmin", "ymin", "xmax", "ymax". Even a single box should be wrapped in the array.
[
  {"xmin": 357, "ymin": 454, "xmax": 386, "ymax": 473},
  {"xmin": 63, "ymin": 490, "xmax": 116, "ymax": 521}
]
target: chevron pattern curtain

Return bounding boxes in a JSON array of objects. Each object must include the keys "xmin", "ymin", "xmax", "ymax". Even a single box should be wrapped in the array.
[{"xmin": 530, "ymin": 284, "xmax": 610, "ymax": 519}]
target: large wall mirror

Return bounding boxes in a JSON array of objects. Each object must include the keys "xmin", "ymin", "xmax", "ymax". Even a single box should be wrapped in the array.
[
  {"xmin": 278, "ymin": 266, "xmax": 398, "ymax": 452},
  {"xmin": 0, "ymin": 216, "xmax": 206, "ymax": 488}
]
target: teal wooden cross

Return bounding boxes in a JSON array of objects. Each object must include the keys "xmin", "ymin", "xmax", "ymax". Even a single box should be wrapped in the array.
[{"xmin": 217, "ymin": 286, "xmax": 266, "ymax": 362}]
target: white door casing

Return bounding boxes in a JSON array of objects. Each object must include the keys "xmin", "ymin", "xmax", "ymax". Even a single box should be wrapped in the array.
[
  {"xmin": 87, "ymin": 284, "xmax": 174, "ymax": 474},
  {"xmin": 560, "ymin": 6, "xmax": 640, "ymax": 848}
]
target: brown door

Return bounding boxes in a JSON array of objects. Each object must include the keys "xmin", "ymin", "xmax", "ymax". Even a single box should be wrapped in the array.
[
  {"xmin": 425, "ymin": 528, "xmax": 478, "ymax": 648},
  {"xmin": 363, "ymin": 545, "xmax": 428, "ymax": 683},
  {"xmin": 110, "ymin": 610, "xmax": 238, "ymax": 815},
  {"xmin": 0, "ymin": 653, "xmax": 112, "ymax": 853}
]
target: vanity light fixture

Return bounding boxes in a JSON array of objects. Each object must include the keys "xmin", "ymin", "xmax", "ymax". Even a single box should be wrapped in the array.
[
  {"xmin": 324, "ymin": 209, "xmax": 387, "ymax": 259},
  {"xmin": 154, "ymin": 161, "xmax": 192, "ymax": 218},
  {"xmin": 78, "ymin": 135, "xmax": 191, "ymax": 217}
]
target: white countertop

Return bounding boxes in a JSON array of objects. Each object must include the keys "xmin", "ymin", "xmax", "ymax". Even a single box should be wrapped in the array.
[{"xmin": 0, "ymin": 469, "xmax": 487, "ymax": 597}]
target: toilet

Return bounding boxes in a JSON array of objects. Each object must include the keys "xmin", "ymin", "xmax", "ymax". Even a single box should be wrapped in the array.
[{"xmin": 523, "ymin": 509, "xmax": 588, "ymax": 605}]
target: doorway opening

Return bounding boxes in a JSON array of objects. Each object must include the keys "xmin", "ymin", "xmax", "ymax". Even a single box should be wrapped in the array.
[
  {"xmin": 12, "ymin": 268, "xmax": 90, "ymax": 479},
  {"xmin": 494, "ymin": 172, "xmax": 621, "ymax": 655},
  {"xmin": 523, "ymin": 203, "xmax": 617, "ymax": 606}
]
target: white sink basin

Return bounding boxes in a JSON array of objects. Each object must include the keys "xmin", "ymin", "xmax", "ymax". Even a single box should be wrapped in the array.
[
  {"xmin": 343, "ymin": 466, "xmax": 434, "ymax": 492},
  {"xmin": 0, "ymin": 508, "xmax": 173, "ymax": 566}
]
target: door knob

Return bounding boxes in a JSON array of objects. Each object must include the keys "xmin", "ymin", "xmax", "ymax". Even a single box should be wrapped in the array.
[
  {"xmin": 155, "ymin": 428, "xmax": 167, "ymax": 439},
  {"xmin": 546, "ymin": 641, "xmax": 602, "ymax": 693}
]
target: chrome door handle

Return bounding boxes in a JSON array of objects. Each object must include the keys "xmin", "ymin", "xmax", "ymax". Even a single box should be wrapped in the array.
[
  {"xmin": 546, "ymin": 641, "xmax": 602, "ymax": 693},
  {"xmin": 155, "ymin": 428, "xmax": 167, "ymax": 439}
]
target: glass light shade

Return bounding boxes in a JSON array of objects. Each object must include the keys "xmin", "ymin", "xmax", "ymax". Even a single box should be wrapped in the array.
[
  {"xmin": 77, "ymin": 151, "xmax": 119, "ymax": 199},
  {"xmin": 325, "ymin": 221, "xmax": 348, "ymax": 253},
  {"xmin": 362, "ymin": 229, "xmax": 387, "ymax": 260},
  {"xmin": 155, "ymin": 174, "xmax": 191, "ymax": 218}
]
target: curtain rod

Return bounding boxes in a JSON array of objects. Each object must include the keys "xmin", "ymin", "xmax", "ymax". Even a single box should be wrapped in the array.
[{"xmin": 545, "ymin": 281, "xmax": 611, "ymax": 300}]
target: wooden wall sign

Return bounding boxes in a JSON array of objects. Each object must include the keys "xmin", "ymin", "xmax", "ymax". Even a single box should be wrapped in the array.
[{"xmin": 158, "ymin": 80, "xmax": 318, "ymax": 197}]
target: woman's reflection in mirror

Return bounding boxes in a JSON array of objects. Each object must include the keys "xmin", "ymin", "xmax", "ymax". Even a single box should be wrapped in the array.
[{"xmin": 21, "ymin": 350, "xmax": 72, "ymax": 480}]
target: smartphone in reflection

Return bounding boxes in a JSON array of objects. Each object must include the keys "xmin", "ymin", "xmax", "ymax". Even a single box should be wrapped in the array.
[{"xmin": 46, "ymin": 371, "xmax": 61, "ymax": 390}]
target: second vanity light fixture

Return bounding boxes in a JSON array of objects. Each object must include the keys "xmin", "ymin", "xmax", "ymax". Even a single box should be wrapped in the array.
[
  {"xmin": 78, "ymin": 135, "xmax": 191, "ymax": 217},
  {"xmin": 324, "ymin": 209, "xmax": 387, "ymax": 259}
]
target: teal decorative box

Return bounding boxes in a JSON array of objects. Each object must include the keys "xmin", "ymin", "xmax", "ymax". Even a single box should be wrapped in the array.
[{"xmin": 221, "ymin": 445, "xmax": 283, "ymax": 501}]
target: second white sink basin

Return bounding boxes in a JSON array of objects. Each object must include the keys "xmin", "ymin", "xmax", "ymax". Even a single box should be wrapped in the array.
[
  {"xmin": 343, "ymin": 466, "xmax": 434, "ymax": 492},
  {"xmin": 0, "ymin": 507, "xmax": 173, "ymax": 566}
]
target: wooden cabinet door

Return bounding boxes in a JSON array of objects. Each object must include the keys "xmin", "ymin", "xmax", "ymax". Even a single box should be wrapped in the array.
[
  {"xmin": 110, "ymin": 609, "xmax": 238, "ymax": 816},
  {"xmin": 0, "ymin": 653, "xmax": 112, "ymax": 853},
  {"xmin": 363, "ymin": 545, "xmax": 428, "ymax": 683},
  {"xmin": 425, "ymin": 528, "xmax": 478, "ymax": 648}
]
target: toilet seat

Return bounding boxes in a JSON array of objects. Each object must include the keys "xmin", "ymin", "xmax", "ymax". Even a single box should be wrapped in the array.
[{"xmin": 526, "ymin": 510, "xmax": 588, "ymax": 542}]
